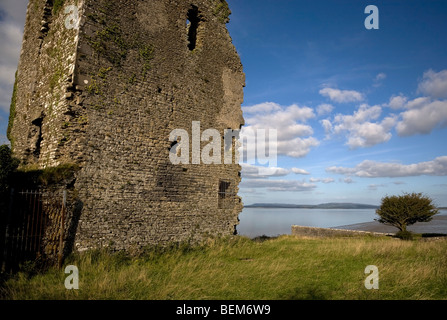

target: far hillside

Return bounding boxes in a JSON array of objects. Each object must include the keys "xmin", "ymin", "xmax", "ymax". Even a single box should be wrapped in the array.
[{"xmin": 245, "ymin": 203, "xmax": 379, "ymax": 209}]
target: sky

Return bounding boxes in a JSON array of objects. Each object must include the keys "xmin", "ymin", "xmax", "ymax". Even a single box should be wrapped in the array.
[
  {"xmin": 1, "ymin": 1, "xmax": 447, "ymax": 206},
  {"xmin": 224, "ymin": 0, "xmax": 447, "ymax": 206},
  {"xmin": 0, "ymin": 0, "xmax": 27, "ymax": 146}
]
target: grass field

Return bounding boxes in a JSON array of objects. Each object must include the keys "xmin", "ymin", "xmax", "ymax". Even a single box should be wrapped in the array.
[{"xmin": 1, "ymin": 235, "xmax": 446, "ymax": 300}]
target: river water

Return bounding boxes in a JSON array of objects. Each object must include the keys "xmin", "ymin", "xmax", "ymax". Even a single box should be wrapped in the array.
[{"xmin": 236, "ymin": 207, "xmax": 447, "ymax": 238}]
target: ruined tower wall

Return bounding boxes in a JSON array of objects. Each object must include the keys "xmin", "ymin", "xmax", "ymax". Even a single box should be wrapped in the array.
[
  {"xmin": 10, "ymin": 0, "xmax": 245, "ymax": 251},
  {"xmin": 9, "ymin": 0, "xmax": 84, "ymax": 167}
]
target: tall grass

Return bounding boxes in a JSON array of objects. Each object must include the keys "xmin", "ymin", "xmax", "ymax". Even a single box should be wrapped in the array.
[{"xmin": 1, "ymin": 235, "xmax": 446, "ymax": 300}]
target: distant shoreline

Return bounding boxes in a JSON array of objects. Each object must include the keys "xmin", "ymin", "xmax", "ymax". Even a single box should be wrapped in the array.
[
  {"xmin": 244, "ymin": 203, "xmax": 379, "ymax": 209},
  {"xmin": 333, "ymin": 215, "xmax": 447, "ymax": 235},
  {"xmin": 245, "ymin": 203, "xmax": 447, "ymax": 210}
]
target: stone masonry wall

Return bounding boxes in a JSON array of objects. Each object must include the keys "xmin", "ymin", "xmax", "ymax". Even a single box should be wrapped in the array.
[
  {"xmin": 291, "ymin": 225, "xmax": 392, "ymax": 238},
  {"xmin": 10, "ymin": 0, "xmax": 245, "ymax": 252},
  {"xmin": 9, "ymin": 0, "xmax": 84, "ymax": 167}
]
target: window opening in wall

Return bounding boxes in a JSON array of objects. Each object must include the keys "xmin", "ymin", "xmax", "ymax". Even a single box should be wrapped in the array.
[
  {"xmin": 31, "ymin": 117, "xmax": 44, "ymax": 159},
  {"xmin": 187, "ymin": 5, "xmax": 200, "ymax": 51},
  {"xmin": 218, "ymin": 180, "xmax": 234, "ymax": 209}
]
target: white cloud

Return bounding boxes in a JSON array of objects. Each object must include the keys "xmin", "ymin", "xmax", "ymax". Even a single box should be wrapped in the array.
[
  {"xmin": 316, "ymin": 104, "xmax": 334, "ymax": 116},
  {"xmin": 0, "ymin": 84, "xmax": 15, "ymax": 114},
  {"xmin": 396, "ymin": 100, "xmax": 447, "ymax": 136},
  {"xmin": 240, "ymin": 178, "xmax": 316, "ymax": 192},
  {"xmin": 326, "ymin": 156, "xmax": 447, "ymax": 178},
  {"xmin": 391, "ymin": 70, "xmax": 447, "ymax": 136},
  {"xmin": 386, "ymin": 95, "xmax": 407, "ymax": 110},
  {"xmin": 373, "ymin": 73, "xmax": 387, "ymax": 87},
  {"xmin": 242, "ymin": 102, "xmax": 282, "ymax": 114},
  {"xmin": 291, "ymin": 167, "xmax": 310, "ymax": 175},
  {"xmin": 241, "ymin": 103, "xmax": 319, "ymax": 159},
  {"xmin": 319, "ymin": 87, "xmax": 364, "ymax": 103},
  {"xmin": 404, "ymin": 97, "xmax": 431, "ymax": 109},
  {"xmin": 309, "ymin": 177, "xmax": 335, "ymax": 184},
  {"xmin": 318, "ymin": 69, "xmax": 447, "ymax": 144},
  {"xmin": 0, "ymin": 23, "xmax": 23, "ymax": 69},
  {"xmin": 0, "ymin": 0, "xmax": 28, "ymax": 113},
  {"xmin": 375, "ymin": 73, "xmax": 387, "ymax": 81},
  {"xmin": 417, "ymin": 69, "xmax": 447, "ymax": 99},
  {"xmin": 332, "ymin": 104, "xmax": 396, "ymax": 149},
  {"xmin": 320, "ymin": 119, "xmax": 333, "ymax": 137},
  {"xmin": 368, "ymin": 184, "xmax": 386, "ymax": 191},
  {"xmin": 334, "ymin": 103, "xmax": 381, "ymax": 124},
  {"xmin": 342, "ymin": 177, "xmax": 355, "ymax": 184},
  {"xmin": 241, "ymin": 163, "xmax": 291, "ymax": 179},
  {"xmin": 0, "ymin": 1, "xmax": 28, "ymax": 24},
  {"xmin": 274, "ymin": 136, "xmax": 320, "ymax": 158},
  {"xmin": 240, "ymin": 164, "xmax": 311, "ymax": 180},
  {"xmin": 239, "ymin": 188, "xmax": 258, "ymax": 194},
  {"xmin": 0, "ymin": 22, "xmax": 22, "ymax": 112},
  {"xmin": 0, "ymin": 134, "xmax": 9, "ymax": 145}
]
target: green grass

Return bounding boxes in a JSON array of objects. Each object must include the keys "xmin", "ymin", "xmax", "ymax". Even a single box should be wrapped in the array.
[
  {"xmin": 1, "ymin": 235, "xmax": 446, "ymax": 300},
  {"xmin": 12, "ymin": 163, "xmax": 80, "ymax": 188}
]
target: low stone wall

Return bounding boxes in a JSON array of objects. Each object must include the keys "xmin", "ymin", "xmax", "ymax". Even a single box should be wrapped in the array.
[{"xmin": 291, "ymin": 225, "xmax": 392, "ymax": 238}]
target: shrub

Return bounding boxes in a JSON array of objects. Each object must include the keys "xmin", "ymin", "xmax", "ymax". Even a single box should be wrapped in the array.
[
  {"xmin": 0, "ymin": 145, "xmax": 19, "ymax": 194},
  {"xmin": 376, "ymin": 192, "xmax": 439, "ymax": 234},
  {"xmin": 395, "ymin": 230, "xmax": 414, "ymax": 240}
]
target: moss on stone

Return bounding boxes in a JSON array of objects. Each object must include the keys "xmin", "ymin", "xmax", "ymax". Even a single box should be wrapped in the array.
[
  {"xmin": 14, "ymin": 163, "xmax": 80, "ymax": 188},
  {"xmin": 7, "ymin": 71, "xmax": 18, "ymax": 147},
  {"xmin": 39, "ymin": 163, "xmax": 80, "ymax": 185},
  {"xmin": 87, "ymin": 79, "xmax": 102, "ymax": 95},
  {"xmin": 88, "ymin": 23, "xmax": 129, "ymax": 66},
  {"xmin": 53, "ymin": 0, "xmax": 66, "ymax": 15},
  {"xmin": 97, "ymin": 66, "xmax": 113, "ymax": 79},
  {"xmin": 214, "ymin": 0, "xmax": 231, "ymax": 23},
  {"xmin": 139, "ymin": 44, "xmax": 155, "ymax": 79},
  {"xmin": 49, "ymin": 67, "xmax": 65, "ymax": 92}
]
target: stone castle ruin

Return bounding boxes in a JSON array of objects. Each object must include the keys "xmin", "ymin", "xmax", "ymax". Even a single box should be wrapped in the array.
[{"xmin": 8, "ymin": 0, "xmax": 245, "ymax": 253}]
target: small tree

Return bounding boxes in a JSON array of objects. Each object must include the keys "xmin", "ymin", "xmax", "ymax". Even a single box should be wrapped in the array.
[
  {"xmin": 376, "ymin": 193, "xmax": 439, "ymax": 236},
  {"xmin": 0, "ymin": 144, "xmax": 19, "ymax": 194}
]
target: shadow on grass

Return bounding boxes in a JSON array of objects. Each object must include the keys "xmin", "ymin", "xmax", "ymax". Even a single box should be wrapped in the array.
[
  {"xmin": 391, "ymin": 231, "xmax": 447, "ymax": 240},
  {"xmin": 421, "ymin": 233, "xmax": 447, "ymax": 238},
  {"xmin": 251, "ymin": 235, "xmax": 278, "ymax": 243},
  {"xmin": 281, "ymin": 286, "xmax": 329, "ymax": 300}
]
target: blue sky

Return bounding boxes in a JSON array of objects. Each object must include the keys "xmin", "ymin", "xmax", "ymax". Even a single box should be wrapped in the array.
[
  {"xmin": 226, "ymin": 0, "xmax": 447, "ymax": 206},
  {"xmin": 1, "ymin": 1, "xmax": 447, "ymax": 206}
]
